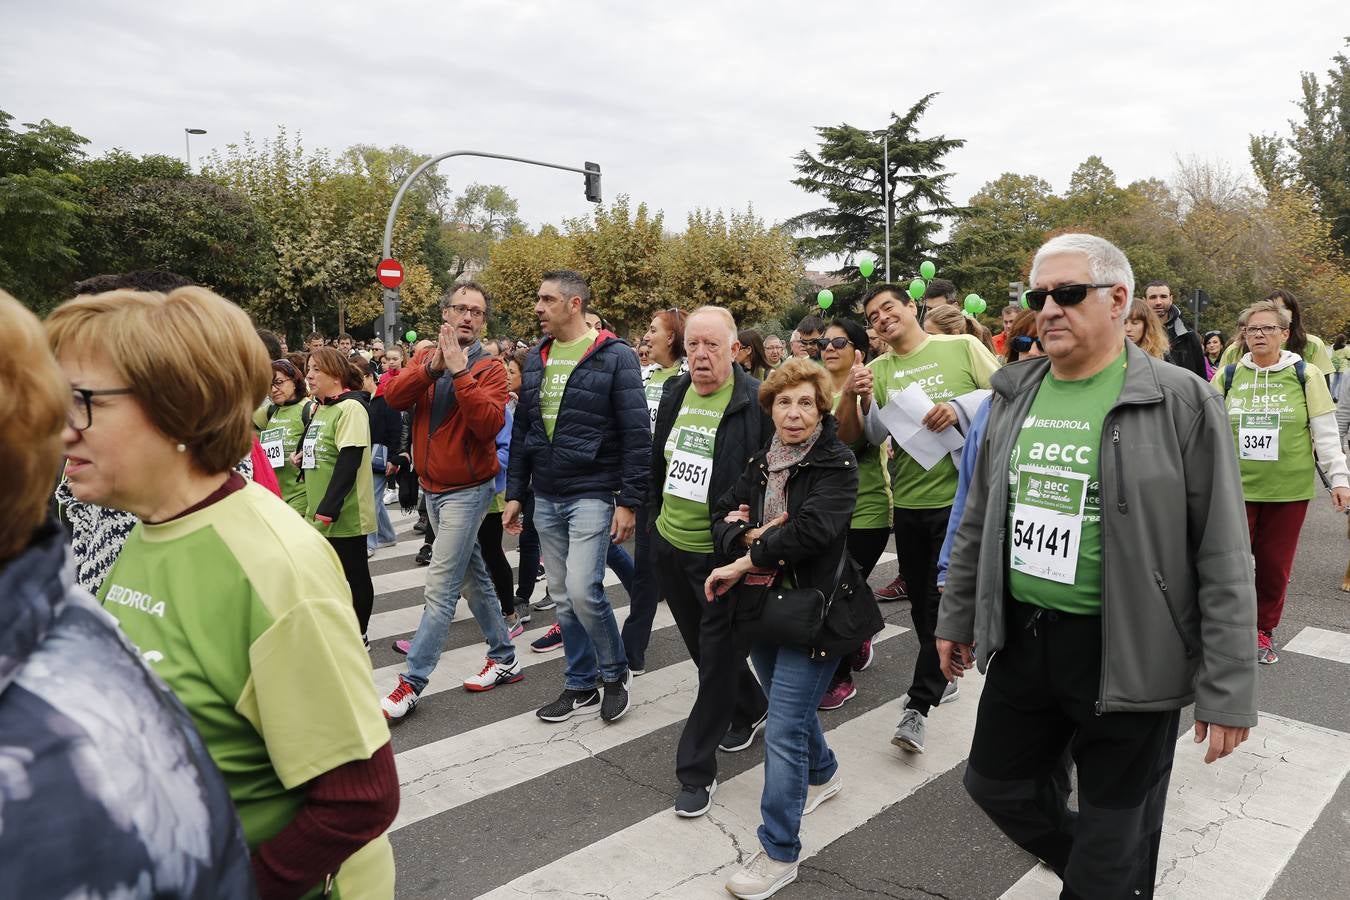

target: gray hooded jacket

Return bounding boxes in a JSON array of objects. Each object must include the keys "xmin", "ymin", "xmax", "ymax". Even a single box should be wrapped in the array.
[{"xmin": 938, "ymin": 341, "xmax": 1258, "ymax": 728}]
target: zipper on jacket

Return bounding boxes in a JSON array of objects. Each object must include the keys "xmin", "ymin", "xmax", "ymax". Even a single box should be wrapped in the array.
[
  {"xmin": 1153, "ymin": 570, "xmax": 1198, "ymax": 658},
  {"xmin": 1111, "ymin": 424, "xmax": 1127, "ymax": 514}
]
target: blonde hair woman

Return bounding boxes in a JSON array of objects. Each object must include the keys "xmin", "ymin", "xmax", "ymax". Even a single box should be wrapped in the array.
[
  {"xmin": 48, "ymin": 287, "xmax": 398, "ymax": 899},
  {"xmin": 1123, "ymin": 299, "xmax": 1169, "ymax": 359}
]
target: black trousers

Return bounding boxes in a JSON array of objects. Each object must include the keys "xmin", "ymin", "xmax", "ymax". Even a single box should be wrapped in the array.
[
  {"xmin": 965, "ymin": 602, "xmax": 1180, "ymax": 899},
  {"xmin": 328, "ymin": 534, "xmax": 374, "ymax": 634},
  {"xmin": 477, "ymin": 513, "xmax": 515, "ymax": 617},
  {"xmin": 833, "ymin": 526, "xmax": 892, "ymax": 683},
  {"xmin": 516, "ymin": 491, "xmax": 541, "ymax": 602},
  {"xmin": 620, "ymin": 505, "xmax": 658, "ymax": 668},
  {"xmin": 654, "ymin": 532, "xmax": 768, "ymax": 788},
  {"xmin": 893, "ymin": 506, "xmax": 952, "ymax": 715}
]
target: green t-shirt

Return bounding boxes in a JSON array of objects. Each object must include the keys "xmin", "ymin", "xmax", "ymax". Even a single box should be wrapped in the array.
[
  {"xmin": 1332, "ymin": 345, "xmax": 1350, "ymax": 373},
  {"xmin": 656, "ymin": 375, "xmax": 734, "ymax": 553},
  {"xmin": 868, "ymin": 334, "xmax": 1000, "ymax": 509},
  {"xmin": 98, "ymin": 482, "xmax": 394, "ymax": 899},
  {"xmin": 302, "ymin": 396, "xmax": 376, "ymax": 538},
  {"xmin": 643, "ymin": 362, "xmax": 683, "ymax": 430},
  {"xmin": 1212, "ymin": 360, "xmax": 1334, "ymax": 501},
  {"xmin": 834, "ymin": 391, "xmax": 892, "ymax": 529},
  {"xmin": 1007, "ymin": 349, "xmax": 1128, "ymax": 615},
  {"xmin": 541, "ymin": 329, "xmax": 597, "ymax": 439},
  {"xmin": 1218, "ymin": 332, "xmax": 1334, "ymax": 376},
  {"xmin": 255, "ymin": 399, "xmax": 314, "ymax": 515}
]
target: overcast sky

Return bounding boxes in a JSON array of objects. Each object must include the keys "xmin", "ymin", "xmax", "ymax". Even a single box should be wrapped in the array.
[{"xmin": 5, "ymin": 0, "xmax": 1346, "ymax": 259}]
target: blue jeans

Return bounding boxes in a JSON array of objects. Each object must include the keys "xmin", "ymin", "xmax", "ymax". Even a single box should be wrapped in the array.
[
  {"xmin": 404, "ymin": 481, "xmax": 514, "ymax": 692},
  {"xmin": 533, "ymin": 495, "xmax": 628, "ymax": 690},
  {"xmin": 750, "ymin": 642, "xmax": 840, "ymax": 862},
  {"xmin": 367, "ymin": 472, "xmax": 398, "ymax": 550}
]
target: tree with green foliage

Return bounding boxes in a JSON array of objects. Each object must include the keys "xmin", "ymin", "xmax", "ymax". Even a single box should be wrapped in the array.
[
  {"xmin": 786, "ymin": 93, "xmax": 963, "ymax": 284},
  {"xmin": 74, "ymin": 150, "xmax": 272, "ymax": 302},
  {"xmin": 442, "ymin": 183, "xmax": 525, "ymax": 281},
  {"xmin": 564, "ymin": 195, "xmax": 665, "ymax": 337},
  {"xmin": 0, "ymin": 110, "xmax": 88, "ymax": 310}
]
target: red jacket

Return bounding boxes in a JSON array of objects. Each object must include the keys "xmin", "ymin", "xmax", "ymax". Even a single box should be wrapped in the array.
[{"xmin": 384, "ymin": 346, "xmax": 507, "ymax": 494}]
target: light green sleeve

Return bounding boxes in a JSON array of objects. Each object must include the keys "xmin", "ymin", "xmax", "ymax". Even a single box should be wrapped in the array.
[
  {"xmin": 1303, "ymin": 363, "xmax": 1335, "ymax": 418},
  {"xmin": 237, "ymin": 597, "xmax": 389, "ymax": 788},
  {"xmin": 966, "ymin": 337, "xmax": 1001, "ymax": 388},
  {"xmin": 334, "ymin": 401, "xmax": 371, "ymax": 450},
  {"xmin": 1305, "ymin": 335, "xmax": 1334, "ymax": 376}
]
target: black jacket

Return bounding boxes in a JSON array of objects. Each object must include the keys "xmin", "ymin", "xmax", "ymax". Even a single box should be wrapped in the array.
[
  {"xmin": 649, "ymin": 366, "xmax": 772, "ymax": 528},
  {"xmin": 506, "ymin": 331, "xmax": 650, "ymax": 507},
  {"xmin": 711, "ymin": 415, "xmax": 884, "ymax": 657},
  {"xmin": 1162, "ymin": 305, "xmax": 1207, "ymax": 379}
]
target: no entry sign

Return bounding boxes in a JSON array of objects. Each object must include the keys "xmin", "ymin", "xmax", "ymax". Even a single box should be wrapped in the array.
[{"xmin": 376, "ymin": 258, "xmax": 405, "ymax": 288}]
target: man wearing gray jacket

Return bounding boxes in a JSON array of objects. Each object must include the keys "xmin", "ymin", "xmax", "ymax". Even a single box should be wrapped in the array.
[{"xmin": 938, "ymin": 233, "xmax": 1257, "ymax": 899}]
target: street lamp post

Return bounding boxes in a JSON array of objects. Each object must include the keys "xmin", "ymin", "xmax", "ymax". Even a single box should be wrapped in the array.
[
  {"xmin": 873, "ymin": 128, "xmax": 891, "ymax": 282},
  {"xmin": 184, "ymin": 128, "xmax": 207, "ymax": 173}
]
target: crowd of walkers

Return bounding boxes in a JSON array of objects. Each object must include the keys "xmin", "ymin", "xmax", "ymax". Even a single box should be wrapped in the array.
[{"xmin": 2, "ymin": 231, "xmax": 1347, "ymax": 899}]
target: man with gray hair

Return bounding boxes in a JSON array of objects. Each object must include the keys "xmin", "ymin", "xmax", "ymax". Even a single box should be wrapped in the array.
[
  {"xmin": 649, "ymin": 305, "xmax": 770, "ymax": 817},
  {"xmin": 938, "ymin": 233, "xmax": 1257, "ymax": 896}
]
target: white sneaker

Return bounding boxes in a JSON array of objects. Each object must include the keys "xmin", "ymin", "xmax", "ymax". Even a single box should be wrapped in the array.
[
  {"xmin": 383, "ymin": 488, "xmax": 398, "ymax": 505},
  {"xmin": 381, "ymin": 677, "xmax": 419, "ymax": 720},
  {"xmin": 803, "ymin": 771, "xmax": 842, "ymax": 815},
  {"xmin": 463, "ymin": 657, "xmax": 524, "ymax": 692},
  {"xmin": 725, "ymin": 850, "xmax": 798, "ymax": 899}
]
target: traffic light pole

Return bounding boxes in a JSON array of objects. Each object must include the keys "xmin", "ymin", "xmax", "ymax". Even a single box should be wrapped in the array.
[{"xmin": 379, "ymin": 151, "xmax": 601, "ymax": 345}]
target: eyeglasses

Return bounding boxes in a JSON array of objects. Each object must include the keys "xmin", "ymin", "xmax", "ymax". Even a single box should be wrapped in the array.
[
  {"xmin": 1023, "ymin": 283, "xmax": 1116, "ymax": 311},
  {"xmin": 1242, "ymin": 324, "xmax": 1285, "ymax": 336},
  {"xmin": 814, "ymin": 336, "xmax": 852, "ymax": 351},
  {"xmin": 1010, "ymin": 335, "xmax": 1043, "ymax": 353},
  {"xmin": 69, "ymin": 386, "xmax": 135, "ymax": 432},
  {"xmin": 448, "ymin": 304, "xmax": 486, "ymax": 320}
]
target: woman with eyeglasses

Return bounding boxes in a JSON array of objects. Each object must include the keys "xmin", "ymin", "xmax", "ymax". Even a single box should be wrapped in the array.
[
  {"xmin": 1212, "ymin": 300, "xmax": 1349, "ymax": 664},
  {"xmin": 817, "ymin": 318, "xmax": 892, "ymax": 710},
  {"xmin": 1216, "ymin": 289, "xmax": 1335, "ymax": 388},
  {"xmin": 254, "ymin": 357, "xmax": 316, "ymax": 515},
  {"xmin": 1123, "ymin": 299, "xmax": 1169, "ymax": 359},
  {"xmin": 48, "ymin": 287, "xmax": 398, "ymax": 899}
]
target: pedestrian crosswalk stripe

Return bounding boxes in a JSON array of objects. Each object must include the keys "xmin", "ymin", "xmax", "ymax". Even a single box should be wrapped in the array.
[
  {"xmin": 998, "ymin": 711, "xmax": 1350, "ymax": 899},
  {"xmin": 1282, "ymin": 626, "xmax": 1350, "ymax": 665},
  {"xmin": 475, "ymin": 667, "xmax": 983, "ymax": 899},
  {"xmin": 371, "ymin": 604, "xmax": 680, "ymax": 696}
]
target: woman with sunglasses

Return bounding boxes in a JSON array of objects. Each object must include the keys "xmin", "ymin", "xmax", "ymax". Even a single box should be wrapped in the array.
[
  {"xmin": 1123, "ymin": 299, "xmax": 1169, "ymax": 360},
  {"xmin": 49, "ymin": 287, "xmax": 398, "ymax": 899},
  {"xmin": 817, "ymin": 318, "xmax": 892, "ymax": 710},
  {"xmin": 1212, "ymin": 300, "xmax": 1349, "ymax": 664},
  {"xmin": 254, "ymin": 357, "xmax": 316, "ymax": 515}
]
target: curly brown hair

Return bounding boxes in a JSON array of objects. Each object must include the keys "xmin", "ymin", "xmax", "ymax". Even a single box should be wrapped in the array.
[{"xmin": 758, "ymin": 357, "xmax": 833, "ymax": 416}]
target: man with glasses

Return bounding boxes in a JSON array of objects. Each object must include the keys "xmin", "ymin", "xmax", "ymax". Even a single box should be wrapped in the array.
[
  {"xmin": 836, "ymin": 281, "xmax": 999, "ymax": 754},
  {"xmin": 939, "ymin": 233, "xmax": 1256, "ymax": 897},
  {"xmin": 1144, "ymin": 280, "xmax": 1206, "ymax": 378},
  {"xmin": 763, "ymin": 334, "xmax": 785, "ymax": 367},
  {"xmin": 794, "ymin": 314, "xmax": 826, "ymax": 362},
  {"xmin": 380, "ymin": 282, "xmax": 520, "ymax": 719}
]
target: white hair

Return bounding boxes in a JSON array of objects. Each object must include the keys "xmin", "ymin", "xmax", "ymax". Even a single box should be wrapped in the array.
[
  {"xmin": 687, "ymin": 305, "xmax": 738, "ymax": 344},
  {"xmin": 1029, "ymin": 233, "xmax": 1134, "ymax": 301}
]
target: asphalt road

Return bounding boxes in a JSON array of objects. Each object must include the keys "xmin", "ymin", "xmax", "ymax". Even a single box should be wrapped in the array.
[{"xmin": 373, "ymin": 491, "xmax": 1350, "ymax": 899}]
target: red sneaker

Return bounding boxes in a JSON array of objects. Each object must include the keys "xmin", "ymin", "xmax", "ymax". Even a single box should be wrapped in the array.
[
  {"xmin": 874, "ymin": 574, "xmax": 908, "ymax": 601},
  {"xmin": 818, "ymin": 678, "xmax": 857, "ymax": 711}
]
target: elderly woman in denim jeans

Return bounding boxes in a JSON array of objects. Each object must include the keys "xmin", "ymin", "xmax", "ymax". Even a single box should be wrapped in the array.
[{"xmin": 706, "ymin": 358, "xmax": 883, "ymax": 900}]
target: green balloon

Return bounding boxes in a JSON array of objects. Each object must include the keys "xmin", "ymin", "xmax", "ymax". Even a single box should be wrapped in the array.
[
  {"xmin": 405, "ymin": 330, "xmax": 418, "ymax": 342},
  {"xmin": 858, "ymin": 258, "xmax": 875, "ymax": 278},
  {"xmin": 920, "ymin": 259, "xmax": 936, "ymax": 280},
  {"xmin": 817, "ymin": 289, "xmax": 834, "ymax": 309},
  {"xmin": 908, "ymin": 278, "xmax": 926, "ymax": 301},
  {"xmin": 964, "ymin": 294, "xmax": 986, "ymax": 316}
]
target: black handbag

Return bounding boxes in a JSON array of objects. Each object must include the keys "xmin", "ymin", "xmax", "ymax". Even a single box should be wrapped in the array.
[{"xmin": 730, "ymin": 547, "xmax": 849, "ymax": 650}]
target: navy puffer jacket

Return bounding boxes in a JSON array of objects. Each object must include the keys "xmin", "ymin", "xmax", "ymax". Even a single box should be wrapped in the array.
[{"xmin": 506, "ymin": 331, "xmax": 651, "ymax": 508}]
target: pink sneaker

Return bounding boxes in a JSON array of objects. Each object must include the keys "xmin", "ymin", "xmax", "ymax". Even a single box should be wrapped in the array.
[
  {"xmin": 818, "ymin": 678, "xmax": 857, "ymax": 711},
  {"xmin": 851, "ymin": 639, "xmax": 874, "ymax": 672},
  {"xmin": 392, "ymin": 639, "xmax": 411, "ymax": 655}
]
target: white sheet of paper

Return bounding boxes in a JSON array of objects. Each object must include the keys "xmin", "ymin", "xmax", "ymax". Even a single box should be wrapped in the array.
[{"xmin": 878, "ymin": 383, "xmax": 966, "ymax": 470}]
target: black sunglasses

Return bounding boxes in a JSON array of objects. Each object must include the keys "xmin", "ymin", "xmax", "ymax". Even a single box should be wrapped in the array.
[
  {"xmin": 1010, "ymin": 335, "xmax": 1043, "ymax": 354},
  {"xmin": 1023, "ymin": 283, "xmax": 1116, "ymax": 311},
  {"xmin": 814, "ymin": 336, "xmax": 851, "ymax": 351}
]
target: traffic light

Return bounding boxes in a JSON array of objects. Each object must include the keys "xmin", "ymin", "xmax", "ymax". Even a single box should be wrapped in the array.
[{"xmin": 584, "ymin": 161, "xmax": 602, "ymax": 204}]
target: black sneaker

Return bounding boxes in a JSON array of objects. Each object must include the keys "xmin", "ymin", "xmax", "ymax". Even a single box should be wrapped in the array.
[
  {"xmin": 414, "ymin": 544, "xmax": 432, "ymax": 566},
  {"xmin": 600, "ymin": 670, "xmax": 632, "ymax": 723},
  {"xmin": 412, "ymin": 517, "xmax": 428, "ymax": 535},
  {"xmin": 537, "ymin": 688, "xmax": 600, "ymax": 722},
  {"xmin": 719, "ymin": 711, "xmax": 768, "ymax": 752},
  {"xmin": 674, "ymin": 779, "xmax": 717, "ymax": 818}
]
